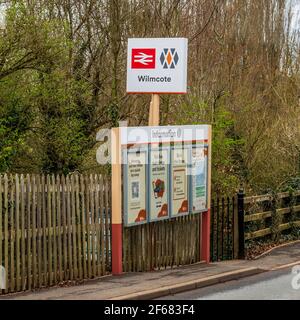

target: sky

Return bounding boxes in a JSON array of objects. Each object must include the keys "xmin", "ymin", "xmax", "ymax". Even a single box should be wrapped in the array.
[{"xmin": 0, "ymin": 2, "xmax": 299, "ymax": 34}]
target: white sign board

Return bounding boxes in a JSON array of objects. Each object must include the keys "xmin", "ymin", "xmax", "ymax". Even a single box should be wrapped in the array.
[
  {"xmin": 126, "ymin": 38, "xmax": 188, "ymax": 94},
  {"xmin": 120, "ymin": 125, "xmax": 209, "ymax": 146}
]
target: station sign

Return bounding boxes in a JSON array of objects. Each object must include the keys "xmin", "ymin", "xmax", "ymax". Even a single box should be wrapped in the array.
[{"xmin": 126, "ymin": 38, "xmax": 188, "ymax": 94}]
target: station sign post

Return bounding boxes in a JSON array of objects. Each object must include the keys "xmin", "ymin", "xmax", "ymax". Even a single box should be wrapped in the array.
[{"xmin": 111, "ymin": 38, "xmax": 211, "ymax": 275}]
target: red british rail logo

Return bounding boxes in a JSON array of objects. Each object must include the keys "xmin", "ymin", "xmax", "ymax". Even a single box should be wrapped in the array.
[{"xmin": 131, "ymin": 48, "xmax": 156, "ymax": 69}]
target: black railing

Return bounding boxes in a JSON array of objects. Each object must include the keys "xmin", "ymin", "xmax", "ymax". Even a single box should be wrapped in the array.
[
  {"xmin": 210, "ymin": 189, "xmax": 246, "ymax": 262},
  {"xmin": 210, "ymin": 196, "xmax": 237, "ymax": 262}
]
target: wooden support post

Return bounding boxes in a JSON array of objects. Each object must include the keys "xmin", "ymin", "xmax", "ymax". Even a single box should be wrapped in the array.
[
  {"xmin": 201, "ymin": 125, "xmax": 212, "ymax": 263},
  {"xmin": 149, "ymin": 94, "xmax": 160, "ymax": 126},
  {"xmin": 111, "ymin": 93, "xmax": 159, "ymax": 276},
  {"xmin": 111, "ymin": 127, "xmax": 123, "ymax": 275}
]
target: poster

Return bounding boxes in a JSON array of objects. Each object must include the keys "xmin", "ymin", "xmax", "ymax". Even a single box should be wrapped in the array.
[
  {"xmin": 171, "ymin": 147, "xmax": 189, "ymax": 216},
  {"xmin": 191, "ymin": 146, "xmax": 207, "ymax": 212},
  {"xmin": 125, "ymin": 150, "xmax": 147, "ymax": 226},
  {"xmin": 149, "ymin": 149, "xmax": 169, "ymax": 221}
]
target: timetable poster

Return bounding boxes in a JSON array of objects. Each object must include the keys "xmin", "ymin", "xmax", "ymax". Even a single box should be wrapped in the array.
[
  {"xmin": 191, "ymin": 146, "xmax": 207, "ymax": 212},
  {"xmin": 149, "ymin": 149, "xmax": 169, "ymax": 221},
  {"xmin": 126, "ymin": 151, "xmax": 147, "ymax": 225},
  {"xmin": 171, "ymin": 147, "xmax": 189, "ymax": 216}
]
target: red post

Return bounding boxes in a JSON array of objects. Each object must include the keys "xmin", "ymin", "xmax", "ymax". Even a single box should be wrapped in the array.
[
  {"xmin": 112, "ymin": 224, "xmax": 122, "ymax": 275},
  {"xmin": 201, "ymin": 208, "xmax": 210, "ymax": 263}
]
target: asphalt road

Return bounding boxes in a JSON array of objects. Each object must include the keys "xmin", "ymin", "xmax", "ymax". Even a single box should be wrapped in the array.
[{"xmin": 157, "ymin": 266, "xmax": 300, "ymax": 300}]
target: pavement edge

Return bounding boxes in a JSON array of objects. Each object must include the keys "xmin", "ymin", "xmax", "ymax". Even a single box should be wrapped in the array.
[{"xmin": 111, "ymin": 267, "xmax": 265, "ymax": 300}]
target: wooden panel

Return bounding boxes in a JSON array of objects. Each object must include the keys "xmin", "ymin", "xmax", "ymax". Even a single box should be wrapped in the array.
[
  {"xmin": 10, "ymin": 175, "xmax": 15, "ymax": 292},
  {"xmin": 245, "ymin": 228, "xmax": 271, "ymax": 240},
  {"xmin": 0, "ymin": 176, "xmax": 2, "ymax": 294},
  {"xmin": 85, "ymin": 175, "xmax": 91, "ymax": 278},
  {"xmin": 75, "ymin": 174, "xmax": 83, "ymax": 279},
  {"xmin": 80, "ymin": 175, "xmax": 87, "ymax": 279},
  {"xmin": 41, "ymin": 175, "xmax": 47, "ymax": 287},
  {"xmin": 32, "ymin": 175, "xmax": 37, "ymax": 288},
  {"xmin": 279, "ymin": 220, "xmax": 300, "ymax": 231},
  {"xmin": 70, "ymin": 175, "xmax": 78, "ymax": 279},
  {"xmin": 245, "ymin": 205, "xmax": 300, "ymax": 222},
  {"xmin": 66, "ymin": 175, "xmax": 73, "ymax": 280},
  {"xmin": 89, "ymin": 174, "xmax": 96, "ymax": 277},
  {"xmin": 47, "ymin": 175, "xmax": 53, "ymax": 285},
  {"xmin": 15, "ymin": 175, "xmax": 20, "ymax": 291},
  {"xmin": 123, "ymin": 212, "xmax": 202, "ymax": 272},
  {"xmin": 26, "ymin": 174, "xmax": 32, "ymax": 291},
  {"xmin": 36, "ymin": 175, "xmax": 42, "ymax": 288},
  {"xmin": 4, "ymin": 175, "xmax": 8, "ymax": 293},
  {"xmin": 97, "ymin": 175, "xmax": 105, "ymax": 275},
  {"xmin": 244, "ymin": 191, "xmax": 300, "ymax": 205},
  {"xmin": 51, "ymin": 175, "xmax": 57, "ymax": 283},
  {"xmin": 56, "ymin": 175, "xmax": 63, "ymax": 282},
  {"xmin": 61, "ymin": 175, "xmax": 68, "ymax": 281}
]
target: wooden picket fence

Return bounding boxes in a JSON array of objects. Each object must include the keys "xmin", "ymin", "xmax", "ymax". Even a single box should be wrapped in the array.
[
  {"xmin": 123, "ymin": 214, "xmax": 202, "ymax": 272},
  {"xmin": 0, "ymin": 174, "xmax": 111, "ymax": 295},
  {"xmin": 2, "ymin": 171, "xmax": 299, "ymax": 295}
]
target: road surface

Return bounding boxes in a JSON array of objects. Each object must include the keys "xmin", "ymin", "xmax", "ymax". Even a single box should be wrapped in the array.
[{"xmin": 157, "ymin": 266, "xmax": 300, "ymax": 300}]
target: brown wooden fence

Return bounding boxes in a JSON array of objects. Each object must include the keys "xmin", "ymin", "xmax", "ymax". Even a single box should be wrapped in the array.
[
  {"xmin": 2, "ymin": 172, "xmax": 300, "ymax": 295},
  {"xmin": 0, "ymin": 174, "xmax": 111, "ymax": 295},
  {"xmin": 123, "ymin": 214, "xmax": 202, "ymax": 272},
  {"xmin": 210, "ymin": 189, "xmax": 300, "ymax": 261},
  {"xmin": 243, "ymin": 190, "xmax": 300, "ymax": 242}
]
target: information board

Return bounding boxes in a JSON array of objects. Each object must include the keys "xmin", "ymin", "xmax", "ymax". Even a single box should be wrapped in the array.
[
  {"xmin": 149, "ymin": 148, "xmax": 169, "ymax": 221},
  {"xmin": 124, "ymin": 149, "xmax": 147, "ymax": 226},
  {"xmin": 170, "ymin": 147, "xmax": 189, "ymax": 217},
  {"xmin": 121, "ymin": 125, "xmax": 211, "ymax": 227}
]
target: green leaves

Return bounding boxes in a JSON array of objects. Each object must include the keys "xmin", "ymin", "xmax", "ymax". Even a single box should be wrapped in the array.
[{"xmin": 0, "ymin": 76, "xmax": 32, "ymax": 172}]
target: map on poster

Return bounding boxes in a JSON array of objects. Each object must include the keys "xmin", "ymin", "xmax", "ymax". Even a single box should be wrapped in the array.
[
  {"xmin": 171, "ymin": 147, "xmax": 189, "ymax": 216},
  {"xmin": 149, "ymin": 149, "xmax": 169, "ymax": 221},
  {"xmin": 126, "ymin": 150, "xmax": 147, "ymax": 225},
  {"xmin": 191, "ymin": 146, "xmax": 208, "ymax": 212}
]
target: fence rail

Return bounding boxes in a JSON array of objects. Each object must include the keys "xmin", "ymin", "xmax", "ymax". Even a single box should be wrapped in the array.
[{"xmin": 0, "ymin": 174, "xmax": 111, "ymax": 295}]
